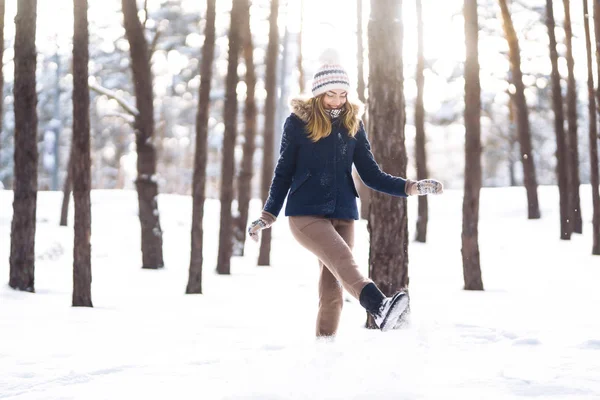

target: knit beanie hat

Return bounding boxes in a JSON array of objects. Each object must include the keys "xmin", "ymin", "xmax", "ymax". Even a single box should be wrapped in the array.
[{"xmin": 311, "ymin": 49, "xmax": 351, "ymax": 97}]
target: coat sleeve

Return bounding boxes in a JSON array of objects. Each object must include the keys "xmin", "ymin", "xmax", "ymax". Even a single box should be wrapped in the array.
[
  {"xmin": 353, "ymin": 122, "xmax": 408, "ymax": 197},
  {"xmin": 263, "ymin": 116, "xmax": 299, "ymax": 217}
]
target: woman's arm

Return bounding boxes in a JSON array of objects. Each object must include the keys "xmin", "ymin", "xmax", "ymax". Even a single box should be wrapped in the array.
[
  {"xmin": 263, "ymin": 116, "xmax": 299, "ymax": 217},
  {"xmin": 353, "ymin": 122, "xmax": 409, "ymax": 197}
]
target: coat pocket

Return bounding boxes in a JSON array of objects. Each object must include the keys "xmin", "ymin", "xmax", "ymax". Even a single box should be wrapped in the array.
[
  {"xmin": 290, "ymin": 171, "xmax": 312, "ymax": 194},
  {"xmin": 346, "ymin": 171, "xmax": 360, "ymax": 198}
]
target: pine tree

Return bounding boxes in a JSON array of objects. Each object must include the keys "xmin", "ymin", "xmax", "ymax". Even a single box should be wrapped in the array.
[
  {"xmin": 72, "ymin": 0, "xmax": 92, "ymax": 307},
  {"xmin": 187, "ymin": 0, "xmax": 216, "ymax": 294},
  {"xmin": 121, "ymin": 0, "xmax": 165, "ymax": 268},
  {"xmin": 10, "ymin": 0, "xmax": 38, "ymax": 292},
  {"xmin": 462, "ymin": 0, "xmax": 484, "ymax": 290}
]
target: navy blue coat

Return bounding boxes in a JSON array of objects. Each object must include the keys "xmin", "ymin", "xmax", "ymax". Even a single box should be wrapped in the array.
[{"xmin": 263, "ymin": 99, "xmax": 408, "ymax": 220}]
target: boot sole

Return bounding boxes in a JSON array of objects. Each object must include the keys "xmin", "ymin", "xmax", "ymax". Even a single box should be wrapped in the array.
[{"xmin": 380, "ymin": 293, "xmax": 409, "ymax": 332}]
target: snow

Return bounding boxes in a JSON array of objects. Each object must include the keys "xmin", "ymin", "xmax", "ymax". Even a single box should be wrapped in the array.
[{"xmin": 1, "ymin": 186, "xmax": 600, "ymax": 399}]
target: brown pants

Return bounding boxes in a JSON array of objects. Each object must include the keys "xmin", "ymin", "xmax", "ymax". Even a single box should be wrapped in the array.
[{"xmin": 288, "ymin": 216, "xmax": 372, "ymax": 337}]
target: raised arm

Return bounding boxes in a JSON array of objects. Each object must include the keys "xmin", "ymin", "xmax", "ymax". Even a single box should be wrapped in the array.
[{"xmin": 353, "ymin": 122, "xmax": 408, "ymax": 197}]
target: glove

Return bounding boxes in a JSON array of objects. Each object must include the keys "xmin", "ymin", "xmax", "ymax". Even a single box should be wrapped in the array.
[
  {"xmin": 406, "ymin": 179, "xmax": 444, "ymax": 196},
  {"xmin": 248, "ymin": 211, "xmax": 277, "ymax": 242}
]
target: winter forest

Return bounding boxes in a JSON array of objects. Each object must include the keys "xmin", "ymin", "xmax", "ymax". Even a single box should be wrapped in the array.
[{"xmin": 2, "ymin": 0, "xmax": 600, "ymax": 398}]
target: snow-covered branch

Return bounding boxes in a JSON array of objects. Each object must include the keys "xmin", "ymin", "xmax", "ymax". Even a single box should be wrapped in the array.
[
  {"xmin": 89, "ymin": 81, "xmax": 139, "ymax": 117},
  {"xmin": 98, "ymin": 111, "xmax": 136, "ymax": 124}
]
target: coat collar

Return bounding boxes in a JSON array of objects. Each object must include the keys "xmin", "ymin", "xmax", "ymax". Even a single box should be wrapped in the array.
[{"xmin": 289, "ymin": 97, "xmax": 365, "ymax": 123}]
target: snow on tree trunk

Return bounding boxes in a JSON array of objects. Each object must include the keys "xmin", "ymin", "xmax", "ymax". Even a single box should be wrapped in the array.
[
  {"xmin": 498, "ymin": 0, "xmax": 541, "ymax": 220},
  {"xmin": 258, "ymin": 0, "xmax": 280, "ymax": 267},
  {"xmin": 462, "ymin": 0, "xmax": 484, "ymax": 291},
  {"xmin": 367, "ymin": 0, "xmax": 409, "ymax": 326},
  {"xmin": 233, "ymin": 0, "xmax": 257, "ymax": 258},
  {"xmin": 588, "ymin": 0, "xmax": 600, "ymax": 254},
  {"xmin": 545, "ymin": 0, "xmax": 573, "ymax": 240},
  {"xmin": 72, "ymin": 0, "xmax": 92, "ymax": 307},
  {"xmin": 9, "ymin": 0, "xmax": 38, "ymax": 292},
  {"xmin": 187, "ymin": 0, "xmax": 216, "ymax": 294},
  {"xmin": 121, "ymin": 0, "xmax": 164, "ymax": 268},
  {"xmin": 562, "ymin": 0, "xmax": 582, "ymax": 233},
  {"xmin": 414, "ymin": 0, "xmax": 429, "ymax": 243},
  {"xmin": 217, "ymin": 0, "xmax": 243, "ymax": 275}
]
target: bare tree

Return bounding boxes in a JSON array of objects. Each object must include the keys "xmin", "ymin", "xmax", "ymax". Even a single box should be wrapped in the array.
[
  {"xmin": 217, "ymin": 0, "xmax": 243, "ymax": 275},
  {"xmin": 0, "ymin": 0, "xmax": 4, "ymax": 164},
  {"xmin": 233, "ymin": 0, "xmax": 257, "ymax": 257},
  {"xmin": 367, "ymin": 0, "xmax": 409, "ymax": 305},
  {"xmin": 588, "ymin": 0, "xmax": 600, "ymax": 254},
  {"xmin": 595, "ymin": 0, "xmax": 600, "ymax": 110},
  {"xmin": 186, "ymin": 0, "xmax": 216, "ymax": 294},
  {"xmin": 462, "ymin": 0, "xmax": 484, "ymax": 290},
  {"xmin": 122, "ymin": 0, "xmax": 164, "ymax": 268},
  {"xmin": 546, "ymin": 0, "xmax": 572, "ymax": 240},
  {"xmin": 9, "ymin": 0, "xmax": 38, "ymax": 292},
  {"xmin": 258, "ymin": 0, "xmax": 280, "ymax": 266},
  {"xmin": 355, "ymin": 0, "xmax": 371, "ymax": 219},
  {"xmin": 498, "ymin": 0, "xmax": 541, "ymax": 219},
  {"xmin": 72, "ymin": 0, "xmax": 92, "ymax": 307},
  {"xmin": 414, "ymin": 0, "xmax": 429, "ymax": 242},
  {"xmin": 563, "ymin": 0, "xmax": 582, "ymax": 233}
]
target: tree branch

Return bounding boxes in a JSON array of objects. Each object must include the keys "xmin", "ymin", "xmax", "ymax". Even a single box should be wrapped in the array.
[
  {"xmin": 99, "ymin": 111, "xmax": 136, "ymax": 124},
  {"xmin": 148, "ymin": 28, "xmax": 162, "ymax": 61},
  {"xmin": 143, "ymin": 0, "xmax": 149, "ymax": 29},
  {"xmin": 89, "ymin": 81, "xmax": 139, "ymax": 116}
]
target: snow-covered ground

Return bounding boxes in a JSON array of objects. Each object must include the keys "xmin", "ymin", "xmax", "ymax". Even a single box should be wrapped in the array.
[{"xmin": 1, "ymin": 186, "xmax": 599, "ymax": 399}]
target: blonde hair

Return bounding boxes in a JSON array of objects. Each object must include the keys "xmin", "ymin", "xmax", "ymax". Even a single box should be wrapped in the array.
[{"xmin": 306, "ymin": 95, "xmax": 360, "ymax": 142}]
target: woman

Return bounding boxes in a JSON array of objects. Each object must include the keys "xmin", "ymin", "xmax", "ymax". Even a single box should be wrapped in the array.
[{"xmin": 248, "ymin": 61, "xmax": 443, "ymax": 337}]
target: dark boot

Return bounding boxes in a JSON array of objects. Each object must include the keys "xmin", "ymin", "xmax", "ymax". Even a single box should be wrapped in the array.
[{"xmin": 359, "ymin": 283, "xmax": 409, "ymax": 332}]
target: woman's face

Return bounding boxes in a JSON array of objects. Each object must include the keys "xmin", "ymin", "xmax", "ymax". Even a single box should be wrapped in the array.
[{"xmin": 322, "ymin": 90, "xmax": 347, "ymax": 110}]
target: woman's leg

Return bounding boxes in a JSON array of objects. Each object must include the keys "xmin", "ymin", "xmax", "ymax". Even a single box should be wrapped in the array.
[
  {"xmin": 288, "ymin": 216, "xmax": 370, "ymax": 300},
  {"xmin": 316, "ymin": 260, "xmax": 343, "ymax": 337},
  {"xmin": 289, "ymin": 216, "xmax": 409, "ymax": 332},
  {"xmin": 314, "ymin": 218, "xmax": 356, "ymax": 336}
]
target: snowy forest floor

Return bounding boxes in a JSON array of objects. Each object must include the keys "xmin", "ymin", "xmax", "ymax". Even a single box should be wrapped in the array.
[{"xmin": 1, "ymin": 187, "xmax": 599, "ymax": 399}]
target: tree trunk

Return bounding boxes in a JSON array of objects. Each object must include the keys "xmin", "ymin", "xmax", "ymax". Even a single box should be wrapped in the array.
[
  {"xmin": 356, "ymin": 0, "xmax": 370, "ymax": 219},
  {"xmin": 187, "ymin": 0, "xmax": 216, "ymax": 294},
  {"xmin": 498, "ymin": 0, "xmax": 541, "ymax": 220},
  {"xmin": 0, "ymin": 0, "xmax": 4, "ymax": 165},
  {"xmin": 588, "ymin": 0, "xmax": 600, "ymax": 254},
  {"xmin": 297, "ymin": 0, "xmax": 305, "ymax": 93},
  {"xmin": 122, "ymin": 0, "xmax": 164, "ymax": 268},
  {"xmin": 233, "ymin": 0, "xmax": 257, "ymax": 258},
  {"xmin": 258, "ymin": 0, "xmax": 279, "ymax": 266},
  {"xmin": 414, "ymin": 0, "xmax": 429, "ymax": 243},
  {"xmin": 462, "ymin": 0, "xmax": 484, "ymax": 291},
  {"xmin": 217, "ymin": 0, "xmax": 243, "ymax": 275},
  {"xmin": 563, "ymin": 0, "xmax": 582, "ymax": 233},
  {"xmin": 367, "ymin": 0, "xmax": 408, "ymax": 328},
  {"xmin": 595, "ymin": 0, "xmax": 600, "ymax": 109},
  {"xmin": 72, "ymin": 0, "xmax": 92, "ymax": 307},
  {"xmin": 546, "ymin": 0, "xmax": 572, "ymax": 240},
  {"xmin": 9, "ymin": 0, "xmax": 38, "ymax": 293},
  {"xmin": 60, "ymin": 155, "xmax": 72, "ymax": 226}
]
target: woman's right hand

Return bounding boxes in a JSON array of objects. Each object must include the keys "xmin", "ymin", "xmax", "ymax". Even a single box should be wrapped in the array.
[
  {"xmin": 248, "ymin": 211, "xmax": 277, "ymax": 242},
  {"xmin": 248, "ymin": 218, "xmax": 268, "ymax": 242}
]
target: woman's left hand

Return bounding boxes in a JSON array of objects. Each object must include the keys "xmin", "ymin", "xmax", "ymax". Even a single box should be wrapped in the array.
[{"xmin": 407, "ymin": 179, "xmax": 444, "ymax": 196}]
